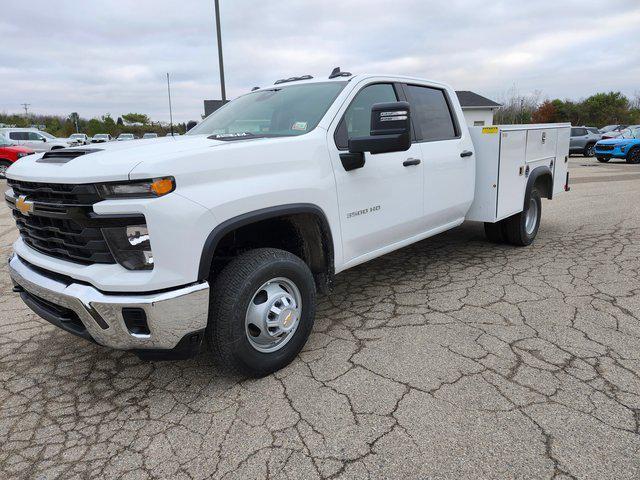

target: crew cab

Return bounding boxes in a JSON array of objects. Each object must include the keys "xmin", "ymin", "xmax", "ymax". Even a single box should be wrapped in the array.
[
  {"xmin": 5, "ymin": 71, "xmax": 570, "ymax": 376},
  {"xmin": 0, "ymin": 128, "xmax": 70, "ymax": 152}
]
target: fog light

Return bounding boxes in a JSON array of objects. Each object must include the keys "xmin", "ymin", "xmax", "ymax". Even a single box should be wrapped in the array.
[{"xmin": 102, "ymin": 224, "xmax": 154, "ymax": 270}]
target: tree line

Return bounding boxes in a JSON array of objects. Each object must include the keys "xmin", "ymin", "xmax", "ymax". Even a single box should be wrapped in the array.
[
  {"xmin": 0, "ymin": 112, "xmax": 197, "ymax": 138},
  {"xmin": 494, "ymin": 89, "xmax": 640, "ymax": 127}
]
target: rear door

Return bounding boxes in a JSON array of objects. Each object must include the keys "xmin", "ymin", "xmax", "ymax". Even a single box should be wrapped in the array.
[
  {"xmin": 402, "ymin": 84, "xmax": 475, "ymax": 228},
  {"xmin": 328, "ymin": 81, "xmax": 425, "ymax": 265}
]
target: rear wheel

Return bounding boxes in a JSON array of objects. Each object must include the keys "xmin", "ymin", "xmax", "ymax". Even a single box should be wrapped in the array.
[
  {"xmin": 206, "ymin": 248, "xmax": 316, "ymax": 377},
  {"xmin": 0, "ymin": 160, "xmax": 11, "ymax": 179},
  {"xmin": 597, "ymin": 157, "xmax": 610, "ymax": 163},
  {"xmin": 584, "ymin": 144, "xmax": 596, "ymax": 157},
  {"xmin": 503, "ymin": 188, "xmax": 542, "ymax": 246},
  {"xmin": 627, "ymin": 148, "xmax": 640, "ymax": 165}
]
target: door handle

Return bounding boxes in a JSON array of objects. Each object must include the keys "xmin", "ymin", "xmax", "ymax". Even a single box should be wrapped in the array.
[
  {"xmin": 403, "ymin": 158, "xmax": 421, "ymax": 167},
  {"xmin": 460, "ymin": 150, "xmax": 473, "ymax": 157}
]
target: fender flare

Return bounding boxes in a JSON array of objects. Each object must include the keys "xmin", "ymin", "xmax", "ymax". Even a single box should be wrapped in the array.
[
  {"xmin": 525, "ymin": 165, "xmax": 553, "ymax": 208},
  {"xmin": 197, "ymin": 203, "xmax": 334, "ymax": 280}
]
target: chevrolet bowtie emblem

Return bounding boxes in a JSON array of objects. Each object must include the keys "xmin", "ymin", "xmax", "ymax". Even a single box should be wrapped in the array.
[{"xmin": 15, "ymin": 195, "xmax": 34, "ymax": 216}]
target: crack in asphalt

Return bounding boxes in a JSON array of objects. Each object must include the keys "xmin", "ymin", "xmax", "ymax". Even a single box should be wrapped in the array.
[{"xmin": 1, "ymin": 171, "xmax": 639, "ymax": 479}]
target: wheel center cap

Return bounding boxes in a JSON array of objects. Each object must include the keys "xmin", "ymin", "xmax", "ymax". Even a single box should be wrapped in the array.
[{"xmin": 278, "ymin": 308, "xmax": 297, "ymax": 331}]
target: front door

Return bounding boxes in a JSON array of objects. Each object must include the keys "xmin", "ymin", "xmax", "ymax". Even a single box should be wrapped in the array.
[{"xmin": 328, "ymin": 82, "xmax": 424, "ymax": 266}]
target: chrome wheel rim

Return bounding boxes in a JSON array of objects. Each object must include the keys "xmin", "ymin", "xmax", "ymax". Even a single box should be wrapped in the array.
[
  {"xmin": 0, "ymin": 165, "xmax": 7, "ymax": 178},
  {"xmin": 525, "ymin": 198, "xmax": 538, "ymax": 235},
  {"xmin": 245, "ymin": 277, "xmax": 302, "ymax": 353},
  {"xmin": 587, "ymin": 145, "xmax": 595, "ymax": 157}
]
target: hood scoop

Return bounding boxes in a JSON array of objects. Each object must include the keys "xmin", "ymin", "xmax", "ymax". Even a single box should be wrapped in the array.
[{"xmin": 37, "ymin": 148, "xmax": 103, "ymax": 164}]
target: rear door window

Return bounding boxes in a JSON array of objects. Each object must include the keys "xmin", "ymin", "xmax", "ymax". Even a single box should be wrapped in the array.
[
  {"xmin": 404, "ymin": 85, "xmax": 458, "ymax": 142},
  {"xmin": 9, "ymin": 132, "xmax": 28, "ymax": 141}
]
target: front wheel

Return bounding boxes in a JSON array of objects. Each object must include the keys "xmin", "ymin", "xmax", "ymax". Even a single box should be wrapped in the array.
[
  {"xmin": 597, "ymin": 157, "xmax": 610, "ymax": 163},
  {"xmin": 627, "ymin": 148, "xmax": 640, "ymax": 165},
  {"xmin": 584, "ymin": 144, "xmax": 596, "ymax": 157},
  {"xmin": 0, "ymin": 160, "xmax": 11, "ymax": 179},
  {"xmin": 503, "ymin": 188, "xmax": 542, "ymax": 246},
  {"xmin": 206, "ymin": 248, "xmax": 316, "ymax": 377}
]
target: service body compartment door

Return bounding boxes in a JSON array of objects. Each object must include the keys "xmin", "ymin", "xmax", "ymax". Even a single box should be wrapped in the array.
[
  {"xmin": 496, "ymin": 130, "xmax": 527, "ymax": 219},
  {"xmin": 526, "ymin": 128, "xmax": 557, "ymax": 163},
  {"xmin": 553, "ymin": 127, "xmax": 570, "ymax": 195}
]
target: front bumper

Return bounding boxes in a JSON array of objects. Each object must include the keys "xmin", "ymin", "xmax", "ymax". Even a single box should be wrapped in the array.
[{"xmin": 8, "ymin": 254, "xmax": 210, "ymax": 356}]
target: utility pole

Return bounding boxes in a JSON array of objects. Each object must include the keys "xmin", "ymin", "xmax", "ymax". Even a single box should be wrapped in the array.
[
  {"xmin": 167, "ymin": 73, "xmax": 174, "ymax": 136},
  {"xmin": 21, "ymin": 103, "xmax": 30, "ymax": 117},
  {"xmin": 214, "ymin": 0, "xmax": 226, "ymax": 102}
]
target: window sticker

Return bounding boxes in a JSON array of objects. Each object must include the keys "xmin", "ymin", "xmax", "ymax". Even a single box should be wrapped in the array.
[{"xmin": 292, "ymin": 121, "xmax": 308, "ymax": 131}]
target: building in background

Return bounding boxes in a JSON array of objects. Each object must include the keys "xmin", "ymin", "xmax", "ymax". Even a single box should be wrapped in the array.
[{"xmin": 455, "ymin": 91, "xmax": 501, "ymax": 127}]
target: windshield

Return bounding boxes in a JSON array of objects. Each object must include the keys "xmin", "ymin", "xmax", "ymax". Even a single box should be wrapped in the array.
[
  {"xmin": 70, "ymin": 134, "xmax": 83, "ymax": 138},
  {"xmin": 95, "ymin": 134, "xmax": 107, "ymax": 138},
  {"xmin": 621, "ymin": 128, "xmax": 640, "ymax": 139},
  {"xmin": 188, "ymin": 81, "xmax": 347, "ymax": 138},
  {"xmin": 119, "ymin": 134, "xmax": 133, "ymax": 138}
]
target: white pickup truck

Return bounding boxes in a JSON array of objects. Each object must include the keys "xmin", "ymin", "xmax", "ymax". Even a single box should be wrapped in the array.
[{"xmin": 5, "ymin": 71, "xmax": 570, "ymax": 376}]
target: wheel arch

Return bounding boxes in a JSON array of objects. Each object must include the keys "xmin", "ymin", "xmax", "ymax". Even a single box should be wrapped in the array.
[
  {"xmin": 525, "ymin": 165, "xmax": 553, "ymax": 207},
  {"xmin": 198, "ymin": 203, "xmax": 335, "ymax": 285}
]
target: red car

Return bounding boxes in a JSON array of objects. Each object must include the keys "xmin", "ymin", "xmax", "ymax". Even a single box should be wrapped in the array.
[{"xmin": 0, "ymin": 136, "xmax": 34, "ymax": 178}]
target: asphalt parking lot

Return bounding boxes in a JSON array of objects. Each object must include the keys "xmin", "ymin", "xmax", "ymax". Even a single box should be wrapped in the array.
[{"xmin": 1, "ymin": 157, "xmax": 639, "ymax": 479}]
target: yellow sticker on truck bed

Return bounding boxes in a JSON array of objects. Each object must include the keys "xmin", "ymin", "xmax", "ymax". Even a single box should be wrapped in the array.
[{"xmin": 482, "ymin": 126, "xmax": 498, "ymax": 134}]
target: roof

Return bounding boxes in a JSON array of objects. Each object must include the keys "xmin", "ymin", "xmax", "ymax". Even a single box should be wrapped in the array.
[{"xmin": 455, "ymin": 91, "xmax": 501, "ymax": 109}]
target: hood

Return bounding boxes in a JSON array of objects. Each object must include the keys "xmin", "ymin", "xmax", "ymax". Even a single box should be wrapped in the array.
[
  {"xmin": 597, "ymin": 138, "xmax": 635, "ymax": 146},
  {"xmin": 5, "ymin": 135, "xmax": 231, "ymax": 183},
  {"xmin": 1, "ymin": 145, "xmax": 34, "ymax": 154}
]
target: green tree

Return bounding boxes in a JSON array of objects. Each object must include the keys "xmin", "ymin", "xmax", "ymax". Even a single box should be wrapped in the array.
[{"xmin": 122, "ymin": 113, "xmax": 150, "ymax": 125}]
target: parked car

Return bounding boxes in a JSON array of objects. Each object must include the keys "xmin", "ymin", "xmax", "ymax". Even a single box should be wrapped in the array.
[
  {"xmin": 569, "ymin": 126, "xmax": 601, "ymax": 157},
  {"xmin": 5, "ymin": 71, "xmax": 570, "ymax": 376},
  {"xmin": 117, "ymin": 133, "xmax": 136, "ymax": 141},
  {"xmin": 0, "ymin": 134, "xmax": 34, "ymax": 178},
  {"xmin": 92, "ymin": 134, "xmax": 113, "ymax": 143},
  {"xmin": 595, "ymin": 126, "xmax": 640, "ymax": 164},
  {"xmin": 68, "ymin": 133, "xmax": 91, "ymax": 145},
  {"xmin": 142, "ymin": 133, "xmax": 158, "ymax": 139},
  {"xmin": 0, "ymin": 128, "xmax": 70, "ymax": 152},
  {"xmin": 165, "ymin": 132, "xmax": 181, "ymax": 137},
  {"xmin": 601, "ymin": 125, "xmax": 628, "ymax": 139}
]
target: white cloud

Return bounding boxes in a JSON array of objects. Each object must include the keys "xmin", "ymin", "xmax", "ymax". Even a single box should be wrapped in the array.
[{"xmin": 2, "ymin": 0, "xmax": 638, "ymax": 122}]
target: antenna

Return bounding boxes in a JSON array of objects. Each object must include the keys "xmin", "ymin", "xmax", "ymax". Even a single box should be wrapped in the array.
[
  {"xmin": 21, "ymin": 103, "xmax": 31, "ymax": 117},
  {"xmin": 166, "ymin": 73, "xmax": 174, "ymax": 136}
]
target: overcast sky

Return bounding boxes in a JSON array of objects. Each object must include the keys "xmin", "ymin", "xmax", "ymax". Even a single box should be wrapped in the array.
[{"xmin": 2, "ymin": 0, "xmax": 639, "ymax": 123}]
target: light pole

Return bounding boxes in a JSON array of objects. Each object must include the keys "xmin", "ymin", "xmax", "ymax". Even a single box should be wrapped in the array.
[
  {"xmin": 167, "ymin": 73, "xmax": 174, "ymax": 135},
  {"xmin": 214, "ymin": 0, "xmax": 226, "ymax": 102}
]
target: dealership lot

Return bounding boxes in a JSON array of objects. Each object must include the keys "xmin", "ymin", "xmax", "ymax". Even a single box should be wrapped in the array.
[{"xmin": 1, "ymin": 158, "xmax": 639, "ymax": 479}]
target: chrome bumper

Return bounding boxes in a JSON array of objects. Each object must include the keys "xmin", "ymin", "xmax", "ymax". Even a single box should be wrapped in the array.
[{"xmin": 8, "ymin": 254, "xmax": 210, "ymax": 351}]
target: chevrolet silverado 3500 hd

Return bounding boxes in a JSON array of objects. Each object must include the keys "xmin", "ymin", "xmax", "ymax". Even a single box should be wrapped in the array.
[{"xmin": 5, "ymin": 71, "xmax": 570, "ymax": 376}]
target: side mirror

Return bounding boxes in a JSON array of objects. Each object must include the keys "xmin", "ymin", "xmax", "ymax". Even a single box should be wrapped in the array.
[
  {"xmin": 41, "ymin": 138, "xmax": 47, "ymax": 142},
  {"xmin": 348, "ymin": 101, "xmax": 411, "ymax": 155}
]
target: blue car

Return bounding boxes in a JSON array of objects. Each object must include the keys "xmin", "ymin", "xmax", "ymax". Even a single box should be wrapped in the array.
[{"xmin": 594, "ymin": 125, "xmax": 640, "ymax": 164}]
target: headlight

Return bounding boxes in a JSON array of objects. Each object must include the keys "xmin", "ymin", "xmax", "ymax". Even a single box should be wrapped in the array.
[
  {"xmin": 102, "ymin": 224, "xmax": 154, "ymax": 270},
  {"xmin": 96, "ymin": 177, "xmax": 175, "ymax": 199},
  {"xmin": 619, "ymin": 144, "xmax": 627, "ymax": 153}
]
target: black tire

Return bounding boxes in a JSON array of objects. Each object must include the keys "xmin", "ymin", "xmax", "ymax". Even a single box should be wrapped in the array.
[
  {"xmin": 503, "ymin": 188, "xmax": 542, "ymax": 246},
  {"xmin": 626, "ymin": 148, "xmax": 640, "ymax": 165},
  {"xmin": 0, "ymin": 160, "xmax": 11, "ymax": 179},
  {"xmin": 484, "ymin": 221, "xmax": 506, "ymax": 243},
  {"xmin": 206, "ymin": 248, "xmax": 316, "ymax": 377},
  {"xmin": 583, "ymin": 143, "xmax": 596, "ymax": 157},
  {"xmin": 597, "ymin": 157, "xmax": 610, "ymax": 163}
]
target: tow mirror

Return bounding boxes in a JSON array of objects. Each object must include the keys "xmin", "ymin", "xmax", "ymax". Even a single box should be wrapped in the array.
[{"xmin": 348, "ymin": 101, "xmax": 411, "ymax": 155}]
